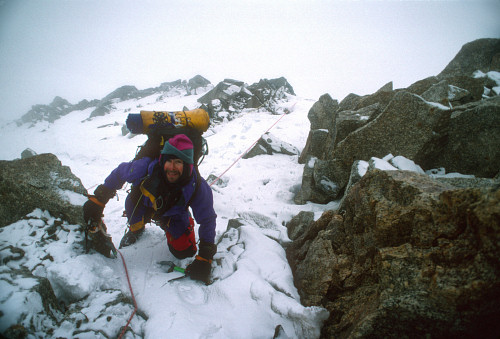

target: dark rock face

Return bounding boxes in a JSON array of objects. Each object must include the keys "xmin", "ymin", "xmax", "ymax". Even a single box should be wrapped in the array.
[
  {"xmin": 418, "ymin": 96, "xmax": 500, "ymax": 178},
  {"xmin": 287, "ymin": 170, "xmax": 500, "ymax": 338},
  {"xmin": 307, "ymin": 94, "xmax": 338, "ymax": 130},
  {"xmin": 0, "ymin": 153, "xmax": 87, "ymax": 227},
  {"xmin": 438, "ymin": 38, "xmax": 500, "ymax": 78},
  {"xmin": 295, "ymin": 38, "xmax": 500, "ymax": 203},
  {"xmin": 286, "ymin": 211, "xmax": 315, "ymax": 241}
]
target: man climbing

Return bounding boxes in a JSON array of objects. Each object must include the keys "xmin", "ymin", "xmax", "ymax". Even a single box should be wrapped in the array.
[{"xmin": 83, "ymin": 134, "xmax": 217, "ymax": 284}]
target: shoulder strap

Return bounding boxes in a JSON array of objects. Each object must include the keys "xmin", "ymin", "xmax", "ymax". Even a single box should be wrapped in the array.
[{"xmin": 185, "ymin": 165, "xmax": 202, "ymax": 210}]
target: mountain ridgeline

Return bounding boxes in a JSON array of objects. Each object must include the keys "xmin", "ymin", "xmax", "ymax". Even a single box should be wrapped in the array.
[
  {"xmin": 2, "ymin": 38, "xmax": 500, "ymax": 338},
  {"xmin": 16, "ymin": 75, "xmax": 295, "ymax": 126}
]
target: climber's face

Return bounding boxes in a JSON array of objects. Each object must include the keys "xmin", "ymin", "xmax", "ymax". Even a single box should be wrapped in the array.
[{"xmin": 163, "ymin": 158, "xmax": 184, "ymax": 183}]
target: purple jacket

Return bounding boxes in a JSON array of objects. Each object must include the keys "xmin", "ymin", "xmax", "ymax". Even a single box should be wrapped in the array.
[{"xmin": 102, "ymin": 157, "xmax": 217, "ymax": 243}]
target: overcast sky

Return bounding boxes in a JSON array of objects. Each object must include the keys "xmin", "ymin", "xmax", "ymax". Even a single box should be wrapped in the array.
[{"xmin": 0, "ymin": 0, "xmax": 499, "ymax": 121}]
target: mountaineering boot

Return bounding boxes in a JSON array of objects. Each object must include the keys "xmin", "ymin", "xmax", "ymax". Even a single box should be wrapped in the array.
[{"xmin": 119, "ymin": 228, "xmax": 145, "ymax": 248}]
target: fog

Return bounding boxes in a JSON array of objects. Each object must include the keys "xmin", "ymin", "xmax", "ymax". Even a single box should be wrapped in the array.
[{"xmin": 0, "ymin": 0, "xmax": 499, "ymax": 121}]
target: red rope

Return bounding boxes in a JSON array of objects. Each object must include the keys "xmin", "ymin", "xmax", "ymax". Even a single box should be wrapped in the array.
[
  {"xmin": 209, "ymin": 111, "xmax": 289, "ymax": 187},
  {"xmin": 117, "ymin": 248, "xmax": 137, "ymax": 339}
]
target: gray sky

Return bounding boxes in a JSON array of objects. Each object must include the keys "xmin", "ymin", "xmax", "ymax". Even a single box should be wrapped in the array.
[{"xmin": 1, "ymin": 0, "xmax": 499, "ymax": 121}]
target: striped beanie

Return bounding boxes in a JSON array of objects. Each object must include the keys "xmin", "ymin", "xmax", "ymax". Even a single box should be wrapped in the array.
[{"xmin": 161, "ymin": 134, "xmax": 194, "ymax": 164}]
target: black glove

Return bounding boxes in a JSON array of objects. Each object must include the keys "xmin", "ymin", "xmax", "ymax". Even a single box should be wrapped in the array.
[
  {"xmin": 83, "ymin": 185, "xmax": 115, "ymax": 223},
  {"xmin": 83, "ymin": 198, "xmax": 104, "ymax": 224},
  {"xmin": 186, "ymin": 240, "xmax": 217, "ymax": 284},
  {"xmin": 94, "ymin": 184, "xmax": 116, "ymax": 205}
]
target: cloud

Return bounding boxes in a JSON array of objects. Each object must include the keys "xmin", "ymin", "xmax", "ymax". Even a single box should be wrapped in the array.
[{"xmin": 0, "ymin": 0, "xmax": 499, "ymax": 121}]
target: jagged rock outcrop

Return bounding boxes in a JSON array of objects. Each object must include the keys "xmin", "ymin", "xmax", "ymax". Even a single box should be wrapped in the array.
[
  {"xmin": 438, "ymin": 38, "xmax": 500, "ymax": 78},
  {"xmin": 287, "ymin": 169, "xmax": 500, "ymax": 338},
  {"xmin": 17, "ymin": 96, "xmax": 99, "ymax": 126},
  {"xmin": 157, "ymin": 75, "xmax": 212, "ymax": 97},
  {"xmin": 0, "ymin": 153, "xmax": 87, "ymax": 227},
  {"xmin": 295, "ymin": 38, "xmax": 500, "ymax": 203},
  {"xmin": 198, "ymin": 77, "xmax": 295, "ymax": 120},
  {"xmin": 187, "ymin": 75, "xmax": 212, "ymax": 94},
  {"xmin": 307, "ymin": 94, "xmax": 339, "ymax": 130}
]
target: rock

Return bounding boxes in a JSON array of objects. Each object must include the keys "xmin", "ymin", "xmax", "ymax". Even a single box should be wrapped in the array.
[
  {"xmin": 338, "ymin": 93, "xmax": 362, "ymax": 112},
  {"xmin": 294, "ymin": 158, "xmax": 333, "ymax": 205},
  {"xmin": 286, "ymin": 211, "xmax": 315, "ymax": 241},
  {"xmin": 435, "ymin": 176, "xmax": 500, "ymax": 189},
  {"xmin": 307, "ymin": 94, "xmax": 338, "ymax": 130},
  {"xmin": 406, "ymin": 76, "xmax": 439, "ymax": 95},
  {"xmin": 21, "ymin": 148, "xmax": 37, "ymax": 159},
  {"xmin": 18, "ymin": 96, "xmax": 74, "ymax": 125},
  {"xmin": 243, "ymin": 132, "xmax": 299, "ymax": 159},
  {"xmin": 443, "ymin": 75, "xmax": 486, "ymax": 102},
  {"xmin": 323, "ymin": 103, "xmax": 381, "ymax": 160},
  {"xmin": 419, "ymin": 95, "xmax": 500, "ymax": 178},
  {"xmin": 438, "ymin": 38, "xmax": 500, "ymax": 78},
  {"xmin": 421, "ymin": 80, "xmax": 469, "ymax": 106},
  {"xmin": 295, "ymin": 39, "xmax": 500, "ymax": 206},
  {"xmin": 187, "ymin": 75, "xmax": 211, "ymax": 94},
  {"xmin": 298, "ymin": 129, "xmax": 329, "ymax": 164},
  {"xmin": 353, "ymin": 82, "xmax": 398, "ymax": 113},
  {"xmin": 287, "ymin": 170, "xmax": 500, "ymax": 338},
  {"xmin": 312, "ymin": 159, "xmax": 344, "ymax": 200},
  {"xmin": 322, "ymin": 91, "xmax": 450, "ymax": 200},
  {"xmin": 89, "ymin": 85, "xmax": 139, "ymax": 118},
  {"xmin": 0, "ymin": 153, "xmax": 87, "ymax": 227},
  {"xmin": 199, "ymin": 77, "xmax": 295, "ymax": 119},
  {"xmin": 246, "ymin": 77, "xmax": 296, "ymax": 112}
]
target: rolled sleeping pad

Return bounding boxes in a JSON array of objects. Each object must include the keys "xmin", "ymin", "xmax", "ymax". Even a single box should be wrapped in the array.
[{"xmin": 126, "ymin": 109, "xmax": 210, "ymax": 134}]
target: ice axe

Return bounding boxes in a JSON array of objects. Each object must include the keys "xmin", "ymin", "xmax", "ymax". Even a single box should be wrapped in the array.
[
  {"xmin": 159, "ymin": 260, "xmax": 186, "ymax": 274},
  {"xmin": 158, "ymin": 261, "xmax": 189, "ymax": 285}
]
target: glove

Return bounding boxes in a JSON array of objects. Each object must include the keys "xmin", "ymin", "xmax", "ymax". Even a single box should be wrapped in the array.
[
  {"xmin": 83, "ymin": 198, "xmax": 105, "ymax": 224},
  {"xmin": 83, "ymin": 184, "xmax": 115, "ymax": 223},
  {"xmin": 186, "ymin": 240, "xmax": 217, "ymax": 284}
]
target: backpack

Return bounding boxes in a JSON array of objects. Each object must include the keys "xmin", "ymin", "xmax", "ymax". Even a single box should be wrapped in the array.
[
  {"xmin": 124, "ymin": 109, "xmax": 210, "ymax": 222},
  {"xmin": 126, "ymin": 109, "xmax": 210, "ymax": 165}
]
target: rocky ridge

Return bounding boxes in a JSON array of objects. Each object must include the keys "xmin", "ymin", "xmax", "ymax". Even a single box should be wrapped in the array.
[
  {"xmin": 17, "ymin": 75, "xmax": 295, "ymax": 127},
  {"xmin": 287, "ymin": 38, "xmax": 500, "ymax": 338}
]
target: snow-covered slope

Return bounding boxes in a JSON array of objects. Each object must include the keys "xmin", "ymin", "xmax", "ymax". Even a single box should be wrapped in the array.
[{"xmin": 0, "ymin": 88, "xmax": 334, "ymax": 338}]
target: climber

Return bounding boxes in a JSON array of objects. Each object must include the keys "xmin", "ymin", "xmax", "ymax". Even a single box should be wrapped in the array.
[{"xmin": 83, "ymin": 134, "xmax": 217, "ymax": 284}]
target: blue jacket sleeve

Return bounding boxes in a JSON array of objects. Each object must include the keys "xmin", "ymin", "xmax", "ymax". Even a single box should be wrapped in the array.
[
  {"xmin": 190, "ymin": 178, "xmax": 217, "ymax": 244},
  {"xmin": 102, "ymin": 157, "xmax": 153, "ymax": 191}
]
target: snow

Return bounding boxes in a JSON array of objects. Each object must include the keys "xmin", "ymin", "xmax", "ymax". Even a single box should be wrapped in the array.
[
  {"xmin": 389, "ymin": 155, "xmax": 425, "ymax": 174},
  {"xmin": 0, "ymin": 81, "xmax": 487, "ymax": 337},
  {"xmin": 473, "ymin": 70, "xmax": 500, "ymax": 97},
  {"xmin": 0, "ymin": 90, "xmax": 330, "ymax": 338}
]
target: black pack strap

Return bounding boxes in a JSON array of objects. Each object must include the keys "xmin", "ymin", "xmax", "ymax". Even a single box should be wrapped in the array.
[{"xmin": 185, "ymin": 165, "xmax": 202, "ymax": 210}]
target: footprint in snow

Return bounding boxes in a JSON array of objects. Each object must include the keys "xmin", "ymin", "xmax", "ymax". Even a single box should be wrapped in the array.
[{"xmin": 175, "ymin": 282, "xmax": 208, "ymax": 305}]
